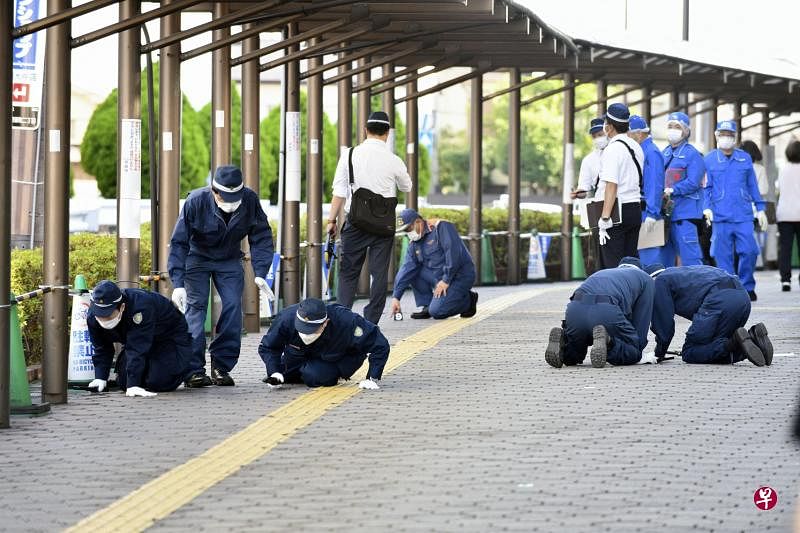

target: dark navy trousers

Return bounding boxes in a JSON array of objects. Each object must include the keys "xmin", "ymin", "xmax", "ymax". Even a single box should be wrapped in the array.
[
  {"xmin": 115, "ymin": 340, "xmax": 192, "ymax": 392},
  {"xmin": 411, "ymin": 266, "xmax": 475, "ymax": 319},
  {"xmin": 681, "ymin": 286, "xmax": 751, "ymax": 364},
  {"xmin": 563, "ymin": 298, "xmax": 642, "ymax": 366},
  {"xmin": 280, "ymin": 353, "xmax": 368, "ymax": 388}
]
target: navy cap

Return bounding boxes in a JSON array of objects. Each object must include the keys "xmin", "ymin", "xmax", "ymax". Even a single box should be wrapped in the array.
[
  {"xmin": 605, "ymin": 103, "xmax": 630, "ymax": 123},
  {"xmin": 211, "ymin": 165, "xmax": 244, "ymax": 202},
  {"xmin": 589, "ymin": 117, "xmax": 604, "ymax": 135},
  {"xmin": 397, "ymin": 208, "xmax": 421, "ymax": 231},
  {"xmin": 367, "ymin": 110, "xmax": 391, "ymax": 127},
  {"xmin": 90, "ymin": 280, "xmax": 124, "ymax": 318},
  {"xmin": 716, "ymin": 120, "xmax": 737, "ymax": 133},
  {"xmin": 294, "ymin": 298, "xmax": 328, "ymax": 334},
  {"xmin": 667, "ymin": 112, "xmax": 690, "ymax": 129},
  {"xmin": 628, "ymin": 115, "xmax": 649, "ymax": 133},
  {"xmin": 644, "ymin": 263, "xmax": 666, "ymax": 277},
  {"xmin": 618, "ymin": 256, "xmax": 642, "ymax": 269}
]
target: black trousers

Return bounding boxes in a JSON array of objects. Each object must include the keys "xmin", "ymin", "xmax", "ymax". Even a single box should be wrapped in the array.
[
  {"xmin": 778, "ymin": 221, "xmax": 800, "ymax": 282},
  {"xmin": 599, "ymin": 202, "xmax": 642, "ymax": 270}
]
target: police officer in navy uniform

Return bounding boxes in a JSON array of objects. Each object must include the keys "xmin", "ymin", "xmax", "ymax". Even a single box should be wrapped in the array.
[
  {"xmin": 259, "ymin": 298, "xmax": 389, "ymax": 390},
  {"xmin": 168, "ymin": 165, "xmax": 275, "ymax": 387},
  {"xmin": 86, "ymin": 280, "xmax": 194, "ymax": 397},
  {"xmin": 389, "ymin": 208, "xmax": 478, "ymax": 320},
  {"xmin": 545, "ymin": 257, "xmax": 656, "ymax": 368},
  {"xmin": 645, "ymin": 263, "xmax": 772, "ymax": 366},
  {"xmin": 326, "ymin": 111, "xmax": 413, "ymax": 324}
]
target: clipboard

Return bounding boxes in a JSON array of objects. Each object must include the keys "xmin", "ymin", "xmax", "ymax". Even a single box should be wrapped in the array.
[
  {"xmin": 586, "ymin": 199, "xmax": 622, "ymax": 229},
  {"xmin": 637, "ymin": 219, "xmax": 666, "ymax": 249},
  {"xmin": 665, "ymin": 167, "xmax": 685, "ymax": 188}
]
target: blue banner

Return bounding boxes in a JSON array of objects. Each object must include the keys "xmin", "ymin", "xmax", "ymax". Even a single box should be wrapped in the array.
[
  {"xmin": 13, "ymin": 0, "xmax": 40, "ymax": 70},
  {"xmin": 266, "ymin": 252, "xmax": 280, "ymax": 290}
]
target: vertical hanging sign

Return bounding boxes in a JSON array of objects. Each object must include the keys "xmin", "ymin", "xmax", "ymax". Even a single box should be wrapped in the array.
[
  {"xmin": 285, "ymin": 111, "xmax": 301, "ymax": 202},
  {"xmin": 12, "ymin": 0, "xmax": 47, "ymax": 130},
  {"xmin": 119, "ymin": 119, "xmax": 142, "ymax": 238}
]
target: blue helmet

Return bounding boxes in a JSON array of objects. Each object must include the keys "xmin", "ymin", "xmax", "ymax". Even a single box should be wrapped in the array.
[
  {"xmin": 628, "ymin": 115, "xmax": 649, "ymax": 133},
  {"xmin": 716, "ymin": 120, "xmax": 737, "ymax": 133},
  {"xmin": 666, "ymin": 112, "xmax": 690, "ymax": 129}
]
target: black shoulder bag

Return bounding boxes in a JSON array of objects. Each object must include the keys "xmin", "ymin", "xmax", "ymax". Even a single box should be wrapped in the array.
[{"xmin": 346, "ymin": 146, "xmax": 398, "ymax": 237}]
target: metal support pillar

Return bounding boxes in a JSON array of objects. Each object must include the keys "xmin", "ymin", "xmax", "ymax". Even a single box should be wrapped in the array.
[
  {"xmin": 211, "ymin": 3, "xmax": 230, "ymax": 168},
  {"xmin": 158, "ymin": 2, "xmax": 180, "ymax": 298},
  {"xmin": 281, "ymin": 22, "xmax": 301, "ymax": 305},
  {"xmin": 595, "ymin": 80, "xmax": 607, "ymax": 116},
  {"xmin": 0, "ymin": 1, "xmax": 15, "ymax": 425},
  {"xmin": 356, "ymin": 57, "xmax": 370, "ymax": 296},
  {"xmin": 241, "ymin": 25, "xmax": 260, "ymax": 331},
  {"xmin": 641, "ymin": 86, "xmax": 652, "ymax": 124},
  {"xmin": 41, "ymin": 0, "xmax": 72, "ymax": 405},
  {"xmin": 704, "ymin": 97, "xmax": 718, "ymax": 151},
  {"xmin": 507, "ymin": 68, "xmax": 521, "ymax": 285},
  {"xmin": 117, "ymin": 0, "xmax": 141, "ymax": 289},
  {"xmin": 469, "ymin": 71, "xmax": 483, "ymax": 283},
  {"xmin": 337, "ymin": 45, "xmax": 352, "ymax": 155},
  {"xmin": 306, "ymin": 37, "xmax": 323, "ymax": 299},
  {"xmin": 381, "ymin": 63, "xmax": 395, "ymax": 153},
  {"xmin": 760, "ymin": 110, "xmax": 770, "ymax": 156},
  {"xmin": 733, "ymin": 101, "xmax": 742, "ymax": 134},
  {"xmin": 405, "ymin": 77, "xmax": 419, "ymax": 210},
  {"xmin": 561, "ymin": 73, "xmax": 575, "ymax": 281}
]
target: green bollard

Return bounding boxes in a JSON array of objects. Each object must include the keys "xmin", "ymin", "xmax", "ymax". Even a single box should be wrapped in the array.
[
  {"xmin": 10, "ymin": 292, "xmax": 50, "ymax": 416},
  {"xmin": 480, "ymin": 230, "xmax": 497, "ymax": 284},
  {"xmin": 74, "ymin": 274, "xmax": 88, "ymax": 292},
  {"xmin": 571, "ymin": 227, "xmax": 586, "ymax": 280}
]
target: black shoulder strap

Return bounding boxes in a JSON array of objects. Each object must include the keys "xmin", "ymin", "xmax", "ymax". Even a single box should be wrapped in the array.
[
  {"xmin": 615, "ymin": 138, "xmax": 643, "ymax": 190},
  {"xmin": 348, "ymin": 146, "xmax": 355, "ymax": 186}
]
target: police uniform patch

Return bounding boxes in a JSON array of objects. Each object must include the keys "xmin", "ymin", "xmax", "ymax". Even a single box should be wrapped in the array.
[
  {"xmin": 354, "ymin": 326, "xmax": 363, "ymax": 337},
  {"xmin": 132, "ymin": 312, "xmax": 143, "ymax": 324}
]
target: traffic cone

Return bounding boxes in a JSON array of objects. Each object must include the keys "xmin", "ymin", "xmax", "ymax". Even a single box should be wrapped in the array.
[
  {"xmin": 10, "ymin": 292, "xmax": 50, "ymax": 416},
  {"xmin": 571, "ymin": 227, "xmax": 586, "ymax": 280},
  {"xmin": 480, "ymin": 230, "xmax": 497, "ymax": 284}
]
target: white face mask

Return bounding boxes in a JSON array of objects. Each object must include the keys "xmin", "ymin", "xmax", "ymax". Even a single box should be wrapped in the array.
[
  {"xmin": 408, "ymin": 230, "xmax": 422, "ymax": 242},
  {"xmin": 592, "ymin": 136, "xmax": 609, "ymax": 150},
  {"xmin": 217, "ymin": 200, "xmax": 241, "ymax": 213},
  {"xmin": 666, "ymin": 129, "xmax": 684, "ymax": 145},
  {"xmin": 717, "ymin": 136, "xmax": 736, "ymax": 151},
  {"xmin": 298, "ymin": 328, "xmax": 324, "ymax": 345},
  {"xmin": 98, "ymin": 305, "xmax": 124, "ymax": 330}
]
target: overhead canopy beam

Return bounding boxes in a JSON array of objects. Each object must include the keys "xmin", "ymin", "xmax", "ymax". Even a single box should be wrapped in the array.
[
  {"xmin": 396, "ymin": 61, "xmax": 493, "ymax": 104},
  {"xmin": 365, "ymin": 54, "xmax": 468, "ymax": 95},
  {"xmin": 482, "ymin": 70, "xmax": 564, "ymax": 102},
  {"xmin": 13, "ymin": 0, "xmax": 116, "ymax": 38},
  {"xmin": 649, "ymin": 92, "xmax": 725, "ymax": 120},
  {"xmin": 300, "ymin": 41, "xmax": 396, "ymax": 79},
  {"xmin": 741, "ymin": 114, "xmax": 779, "ymax": 132},
  {"xmin": 622, "ymin": 90, "xmax": 671, "ymax": 109},
  {"xmin": 770, "ymin": 122, "xmax": 800, "ymax": 138},
  {"xmin": 520, "ymin": 77, "xmax": 598, "ymax": 107},
  {"xmin": 322, "ymin": 42, "xmax": 428, "ymax": 85},
  {"xmin": 574, "ymin": 85, "xmax": 639, "ymax": 112}
]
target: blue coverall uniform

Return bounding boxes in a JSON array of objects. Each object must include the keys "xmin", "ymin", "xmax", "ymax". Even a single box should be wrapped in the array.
[
  {"xmin": 392, "ymin": 220, "xmax": 476, "ymax": 319},
  {"xmin": 662, "ymin": 140, "xmax": 706, "ymax": 266},
  {"xmin": 651, "ymin": 265, "xmax": 751, "ymax": 364},
  {"xmin": 703, "ymin": 149, "xmax": 766, "ymax": 292},
  {"xmin": 563, "ymin": 266, "xmax": 654, "ymax": 366},
  {"xmin": 639, "ymin": 136, "xmax": 666, "ymax": 265},
  {"xmin": 258, "ymin": 304, "xmax": 389, "ymax": 387},
  {"xmin": 168, "ymin": 187, "xmax": 274, "ymax": 374},
  {"xmin": 87, "ymin": 289, "xmax": 193, "ymax": 391}
]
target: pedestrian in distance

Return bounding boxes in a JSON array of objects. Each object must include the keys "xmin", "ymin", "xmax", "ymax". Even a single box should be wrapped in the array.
[{"xmin": 776, "ymin": 140, "xmax": 800, "ymax": 292}]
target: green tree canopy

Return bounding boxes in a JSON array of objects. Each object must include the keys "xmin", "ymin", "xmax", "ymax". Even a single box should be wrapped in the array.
[{"xmin": 80, "ymin": 63, "xmax": 209, "ymax": 198}]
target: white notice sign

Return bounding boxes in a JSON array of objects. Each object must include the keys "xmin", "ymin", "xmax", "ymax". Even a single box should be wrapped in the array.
[
  {"xmin": 119, "ymin": 119, "xmax": 141, "ymax": 239},
  {"xmin": 285, "ymin": 111, "xmax": 301, "ymax": 202}
]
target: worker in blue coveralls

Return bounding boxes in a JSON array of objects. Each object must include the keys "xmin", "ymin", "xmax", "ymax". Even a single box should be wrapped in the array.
[
  {"xmin": 662, "ymin": 112, "xmax": 706, "ymax": 266},
  {"xmin": 86, "ymin": 280, "xmax": 194, "ymax": 397},
  {"xmin": 545, "ymin": 257, "xmax": 657, "ymax": 369},
  {"xmin": 644, "ymin": 263, "xmax": 772, "ymax": 366},
  {"xmin": 627, "ymin": 115, "xmax": 666, "ymax": 264},
  {"xmin": 259, "ymin": 298, "xmax": 389, "ymax": 390},
  {"xmin": 703, "ymin": 120, "xmax": 769, "ymax": 301},
  {"xmin": 389, "ymin": 208, "xmax": 478, "ymax": 320},
  {"xmin": 168, "ymin": 165, "xmax": 275, "ymax": 388}
]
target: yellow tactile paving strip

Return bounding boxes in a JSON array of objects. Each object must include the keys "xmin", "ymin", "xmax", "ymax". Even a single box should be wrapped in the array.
[{"xmin": 66, "ymin": 287, "xmax": 560, "ymax": 533}]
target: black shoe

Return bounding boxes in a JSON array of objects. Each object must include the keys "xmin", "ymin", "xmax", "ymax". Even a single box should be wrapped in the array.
[
  {"xmin": 782, "ymin": 282, "xmax": 791, "ymax": 292},
  {"xmin": 211, "ymin": 366, "xmax": 235, "ymax": 386},
  {"xmin": 590, "ymin": 325, "xmax": 609, "ymax": 368},
  {"xmin": 410, "ymin": 307, "xmax": 431, "ymax": 319},
  {"xmin": 545, "ymin": 327, "xmax": 565, "ymax": 368},
  {"xmin": 184, "ymin": 373, "xmax": 212, "ymax": 388},
  {"xmin": 732, "ymin": 327, "xmax": 765, "ymax": 367},
  {"xmin": 749, "ymin": 323, "xmax": 773, "ymax": 366},
  {"xmin": 461, "ymin": 291, "xmax": 479, "ymax": 318},
  {"xmin": 748, "ymin": 290, "xmax": 757, "ymax": 302}
]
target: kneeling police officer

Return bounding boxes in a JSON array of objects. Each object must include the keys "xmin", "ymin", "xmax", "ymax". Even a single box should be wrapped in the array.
[
  {"xmin": 86, "ymin": 280, "xmax": 196, "ymax": 397},
  {"xmin": 259, "ymin": 298, "xmax": 389, "ymax": 390}
]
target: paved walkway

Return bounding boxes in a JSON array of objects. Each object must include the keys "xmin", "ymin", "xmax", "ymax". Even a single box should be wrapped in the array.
[{"xmin": 1, "ymin": 271, "xmax": 799, "ymax": 532}]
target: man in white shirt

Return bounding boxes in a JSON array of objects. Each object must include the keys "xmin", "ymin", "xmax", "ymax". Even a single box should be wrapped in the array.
[
  {"xmin": 596, "ymin": 103, "xmax": 645, "ymax": 269},
  {"xmin": 327, "ymin": 111, "xmax": 413, "ymax": 324},
  {"xmin": 572, "ymin": 117, "xmax": 607, "ymax": 200}
]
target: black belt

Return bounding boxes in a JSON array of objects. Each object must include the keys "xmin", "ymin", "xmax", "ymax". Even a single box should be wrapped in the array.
[
  {"xmin": 571, "ymin": 291, "xmax": 617, "ymax": 305},
  {"xmin": 711, "ymin": 278, "xmax": 738, "ymax": 291}
]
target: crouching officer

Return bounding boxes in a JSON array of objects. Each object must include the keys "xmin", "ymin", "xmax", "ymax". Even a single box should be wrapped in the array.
[
  {"xmin": 168, "ymin": 165, "xmax": 275, "ymax": 387},
  {"xmin": 545, "ymin": 257, "xmax": 656, "ymax": 368},
  {"xmin": 390, "ymin": 208, "xmax": 478, "ymax": 320},
  {"xmin": 86, "ymin": 280, "xmax": 195, "ymax": 397},
  {"xmin": 645, "ymin": 263, "xmax": 773, "ymax": 366},
  {"xmin": 259, "ymin": 298, "xmax": 389, "ymax": 390}
]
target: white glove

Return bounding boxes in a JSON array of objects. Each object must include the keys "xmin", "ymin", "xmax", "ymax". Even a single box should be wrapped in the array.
[
  {"xmin": 88, "ymin": 378, "xmax": 106, "ymax": 393},
  {"xmin": 637, "ymin": 351, "xmax": 658, "ymax": 365},
  {"xmin": 358, "ymin": 378, "xmax": 380, "ymax": 390},
  {"xmin": 171, "ymin": 287, "xmax": 187, "ymax": 314},
  {"xmin": 264, "ymin": 372, "xmax": 284, "ymax": 389},
  {"xmin": 643, "ymin": 217, "xmax": 657, "ymax": 232},
  {"xmin": 254, "ymin": 277, "xmax": 275, "ymax": 301},
  {"xmin": 703, "ymin": 208, "xmax": 713, "ymax": 227},
  {"xmin": 756, "ymin": 210, "xmax": 768, "ymax": 232},
  {"xmin": 598, "ymin": 217, "xmax": 613, "ymax": 231},
  {"xmin": 664, "ymin": 187, "xmax": 674, "ymax": 196},
  {"xmin": 125, "ymin": 386, "xmax": 157, "ymax": 397},
  {"xmin": 598, "ymin": 228, "xmax": 611, "ymax": 246}
]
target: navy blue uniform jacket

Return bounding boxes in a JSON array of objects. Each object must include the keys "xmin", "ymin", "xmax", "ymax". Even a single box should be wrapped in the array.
[
  {"xmin": 258, "ymin": 304, "xmax": 390, "ymax": 381},
  {"xmin": 168, "ymin": 187, "xmax": 274, "ymax": 288}
]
